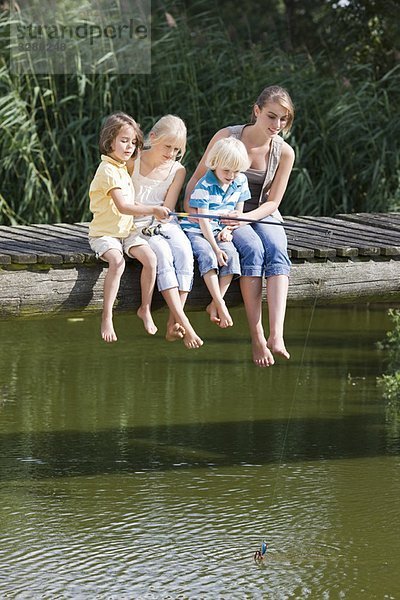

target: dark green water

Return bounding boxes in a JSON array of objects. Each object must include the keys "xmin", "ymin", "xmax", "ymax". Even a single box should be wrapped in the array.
[{"xmin": 0, "ymin": 305, "xmax": 399, "ymax": 599}]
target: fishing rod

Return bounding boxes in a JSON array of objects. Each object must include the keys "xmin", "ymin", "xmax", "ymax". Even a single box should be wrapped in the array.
[
  {"xmin": 171, "ymin": 212, "xmax": 332, "ymax": 235},
  {"xmin": 171, "ymin": 211, "xmax": 293, "ymax": 227}
]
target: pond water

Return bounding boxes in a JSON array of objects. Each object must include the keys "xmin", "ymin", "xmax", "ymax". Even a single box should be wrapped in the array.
[{"xmin": 0, "ymin": 305, "xmax": 399, "ymax": 599}]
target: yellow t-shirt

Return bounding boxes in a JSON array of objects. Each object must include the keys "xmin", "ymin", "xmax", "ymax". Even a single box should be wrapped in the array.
[{"xmin": 88, "ymin": 155, "xmax": 136, "ymax": 238}]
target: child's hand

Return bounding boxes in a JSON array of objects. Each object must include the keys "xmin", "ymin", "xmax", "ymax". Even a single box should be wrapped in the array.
[
  {"xmin": 217, "ymin": 227, "xmax": 233, "ymax": 242},
  {"xmin": 215, "ymin": 248, "xmax": 228, "ymax": 267},
  {"xmin": 153, "ymin": 206, "xmax": 171, "ymax": 221}
]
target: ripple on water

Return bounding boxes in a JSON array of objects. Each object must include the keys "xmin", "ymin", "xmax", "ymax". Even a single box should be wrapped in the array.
[{"xmin": 1, "ymin": 457, "xmax": 400, "ymax": 598}]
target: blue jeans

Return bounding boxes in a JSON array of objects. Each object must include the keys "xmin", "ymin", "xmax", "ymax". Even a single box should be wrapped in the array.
[
  {"xmin": 185, "ymin": 231, "xmax": 241, "ymax": 278},
  {"xmin": 232, "ymin": 216, "xmax": 291, "ymax": 278}
]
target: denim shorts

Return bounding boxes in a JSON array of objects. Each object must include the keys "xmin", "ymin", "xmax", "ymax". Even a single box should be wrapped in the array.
[
  {"xmin": 232, "ymin": 216, "xmax": 291, "ymax": 278},
  {"xmin": 185, "ymin": 230, "xmax": 241, "ymax": 278}
]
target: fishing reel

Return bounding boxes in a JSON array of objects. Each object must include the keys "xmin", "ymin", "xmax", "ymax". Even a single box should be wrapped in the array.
[{"xmin": 141, "ymin": 221, "xmax": 170, "ymax": 239}]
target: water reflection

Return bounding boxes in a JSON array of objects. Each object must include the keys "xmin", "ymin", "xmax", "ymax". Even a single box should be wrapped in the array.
[{"xmin": 0, "ymin": 306, "xmax": 399, "ymax": 598}]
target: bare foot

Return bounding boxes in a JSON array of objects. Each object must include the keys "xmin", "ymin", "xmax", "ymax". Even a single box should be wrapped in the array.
[
  {"xmin": 252, "ymin": 335, "xmax": 275, "ymax": 367},
  {"xmin": 137, "ymin": 306, "xmax": 158, "ymax": 335},
  {"xmin": 101, "ymin": 316, "xmax": 117, "ymax": 343},
  {"xmin": 206, "ymin": 301, "xmax": 220, "ymax": 324},
  {"xmin": 267, "ymin": 335, "xmax": 290, "ymax": 360},
  {"xmin": 166, "ymin": 322, "xmax": 186, "ymax": 342},
  {"xmin": 183, "ymin": 327, "xmax": 204, "ymax": 349},
  {"xmin": 214, "ymin": 299, "xmax": 233, "ymax": 328}
]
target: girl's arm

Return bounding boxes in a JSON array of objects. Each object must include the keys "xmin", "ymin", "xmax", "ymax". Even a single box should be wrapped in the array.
[
  {"xmin": 109, "ymin": 188, "xmax": 170, "ymax": 220},
  {"xmin": 163, "ymin": 164, "xmax": 186, "ymax": 211},
  {"xmin": 184, "ymin": 127, "xmax": 231, "ymax": 212},
  {"xmin": 242, "ymin": 142, "xmax": 295, "ymax": 220}
]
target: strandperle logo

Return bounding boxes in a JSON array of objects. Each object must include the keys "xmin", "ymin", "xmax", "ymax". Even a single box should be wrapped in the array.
[
  {"xmin": 16, "ymin": 20, "xmax": 148, "ymax": 45},
  {"xmin": 10, "ymin": 0, "xmax": 151, "ymax": 75}
]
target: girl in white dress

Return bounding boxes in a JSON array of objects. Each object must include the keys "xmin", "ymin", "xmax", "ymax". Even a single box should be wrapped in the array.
[{"xmin": 129, "ymin": 115, "xmax": 203, "ymax": 349}]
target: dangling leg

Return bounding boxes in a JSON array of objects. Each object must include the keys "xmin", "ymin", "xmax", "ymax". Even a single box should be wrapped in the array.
[
  {"xmin": 266, "ymin": 275, "xmax": 290, "ymax": 359},
  {"xmin": 206, "ymin": 241, "xmax": 240, "ymax": 326},
  {"xmin": 203, "ymin": 270, "xmax": 234, "ymax": 328},
  {"xmin": 187, "ymin": 232, "xmax": 233, "ymax": 328},
  {"xmin": 100, "ymin": 248, "xmax": 126, "ymax": 343},
  {"xmin": 162, "ymin": 287, "xmax": 203, "ymax": 348},
  {"xmin": 206, "ymin": 274, "xmax": 233, "ymax": 325},
  {"xmin": 147, "ymin": 230, "xmax": 201, "ymax": 347},
  {"xmin": 252, "ymin": 221, "xmax": 291, "ymax": 360},
  {"xmin": 233, "ymin": 225, "xmax": 274, "ymax": 366},
  {"xmin": 128, "ymin": 244, "xmax": 158, "ymax": 335},
  {"xmin": 240, "ymin": 276, "xmax": 274, "ymax": 367}
]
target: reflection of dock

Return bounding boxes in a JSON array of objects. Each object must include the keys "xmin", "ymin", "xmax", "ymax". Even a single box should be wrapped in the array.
[{"xmin": 1, "ymin": 213, "xmax": 399, "ymax": 317}]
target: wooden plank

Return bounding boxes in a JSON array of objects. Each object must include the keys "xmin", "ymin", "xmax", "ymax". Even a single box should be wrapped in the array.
[
  {"xmin": 0, "ymin": 229, "xmax": 68, "ymax": 264},
  {"xmin": 21, "ymin": 225, "xmax": 93, "ymax": 254},
  {"xmin": 0, "ymin": 254, "xmax": 12, "ymax": 265},
  {"xmin": 1, "ymin": 214, "xmax": 399, "ymax": 273},
  {"xmin": 285, "ymin": 234, "xmax": 336, "ymax": 258},
  {"xmin": 4, "ymin": 225, "xmax": 94, "ymax": 263},
  {"xmin": 10, "ymin": 224, "xmax": 91, "ymax": 250},
  {"xmin": 0, "ymin": 229, "xmax": 64, "ymax": 264},
  {"xmin": 286, "ymin": 244, "xmax": 315, "ymax": 259},
  {"xmin": 0, "ymin": 226, "xmax": 91, "ymax": 264},
  {"xmin": 292, "ymin": 216, "xmax": 387, "ymax": 256},
  {"xmin": 312, "ymin": 216, "xmax": 400, "ymax": 257},
  {"xmin": 52, "ymin": 223, "xmax": 90, "ymax": 239},
  {"xmin": 285, "ymin": 217, "xmax": 359, "ymax": 257},
  {"xmin": 336, "ymin": 212, "xmax": 400, "ymax": 234},
  {"xmin": 285, "ymin": 227, "xmax": 351, "ymax": 258},
  {"xmin": 299, "ymin": 215, "xmax": 400, "ymax": 246},
  {"xmin": 0, "ymin": 248, "xmax": 37, "ymax": 264}
]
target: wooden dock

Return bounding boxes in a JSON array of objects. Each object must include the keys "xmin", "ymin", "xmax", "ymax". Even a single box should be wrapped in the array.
[{"xmin": 0, "ymin": 212, "xmax": 399, "ymax": 317}]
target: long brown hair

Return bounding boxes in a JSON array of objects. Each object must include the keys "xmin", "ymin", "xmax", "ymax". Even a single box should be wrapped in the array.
[{"xmin": 250, "ymin": 85, "xmax": 294, "ymax": 133}]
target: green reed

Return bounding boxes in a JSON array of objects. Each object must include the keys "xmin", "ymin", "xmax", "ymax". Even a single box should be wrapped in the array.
[
  {"xmin": 0, "ymin": 8, "xmax": 399, "ymax": 225},
  {"xmin": 377, "ymin": 309, "xmax": 400, "ymax": 406}
]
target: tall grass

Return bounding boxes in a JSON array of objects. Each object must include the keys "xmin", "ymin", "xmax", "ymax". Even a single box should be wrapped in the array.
[{"xmin": 0, "ymin": 8, "xmax": 399, "ymax": 224}]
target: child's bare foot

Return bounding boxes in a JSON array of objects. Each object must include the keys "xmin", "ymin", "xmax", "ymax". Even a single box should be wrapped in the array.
[
  {"xmin": 214, "ymin": 299, "xmax": 233, "ymax": 328},
  {"xmin": 101, "ymin": 316, "xmax": 118, "ymax": 343},
  {"xmin": 137, "ymin": 306, "xmax": 158, "ymax": 335},
  {"xmin": 252, "ymin": 334, "xmax": 275, "ymax": 367},
  {"xmin": 206, "ymin": 301, "xmax": 220, "ymax": 324},
  {"xmin": 267, "ymin": 335, "xmax": 290, "ymax": 360},
  {"xmin": 166, "ymin": 322, "xmax": 186, "ymax": 342},
  {"xmin": 183, "ymin": 327, "xmax": 204, "ymax": 349}
]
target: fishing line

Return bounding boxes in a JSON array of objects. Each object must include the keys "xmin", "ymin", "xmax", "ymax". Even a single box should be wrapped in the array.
[
  {"xmin": 255, "ymin": 227, "xmax": 335, "ymax": 562},
  {"xmin": 171, "ymin": 207, "xmax": 335, "ymax": 559}
]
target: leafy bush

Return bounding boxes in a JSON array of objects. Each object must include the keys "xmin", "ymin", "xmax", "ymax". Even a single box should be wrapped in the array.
[{"xmin": 377, "ymin": 309, "xmax": 400, "ymax": 405}]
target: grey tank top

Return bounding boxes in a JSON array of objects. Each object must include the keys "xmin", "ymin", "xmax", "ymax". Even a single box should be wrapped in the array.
[{"xmin": 228, "ymin": 124, "xmax": 283, "ymax": 220}]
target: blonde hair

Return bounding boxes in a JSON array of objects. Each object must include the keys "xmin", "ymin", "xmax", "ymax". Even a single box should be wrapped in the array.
[
  {"xmin": 149, "ymin": 114, "xmax": 187, "ymax": 158},
  {"xmin": 250, "ymin": 85, "xmax": 295, "ymax": 133},
  {"xmin": 99, "ymin": 112, "xmax": 143, "ymax": 157},
  {"xmin": 205, "ymin": 137, "xmax": 251, "ymax": 172}
]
